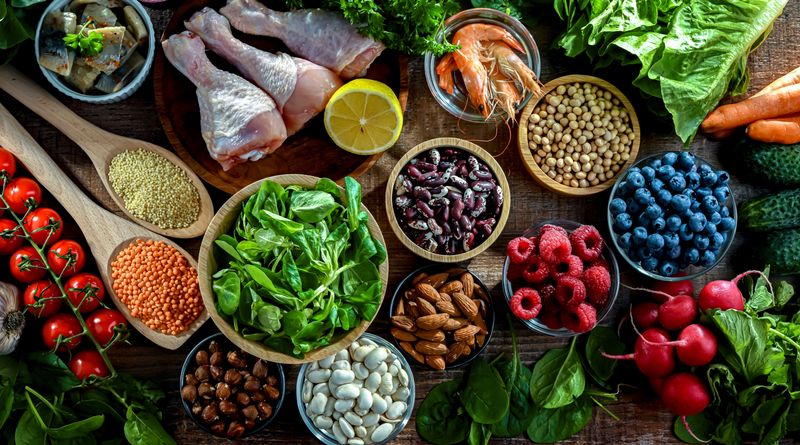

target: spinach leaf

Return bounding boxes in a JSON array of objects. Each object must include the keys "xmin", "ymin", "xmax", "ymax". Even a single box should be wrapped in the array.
[
  {"xmin": 123, "ymin": 408, "xmax": 175, "ymax": 445},
  {"xmin": 673, "ymin": 413, "xmax": 713, "ymax": 444},
  {"xmin": 530, "ymin": 337, "xmax": 585, "ymax": 409},
  {"xmin": 260, "ymin": 210, "xmax": 303, "ymax": 235},
  {"xmin": 15, "ymin": 409, "xmax": 46, "ymax": 445},
  {"xmin": 281, "ymin": 254, "xmax": 302, "ymax": 292},
  {"xmin": 468, "ymin": 422, "xmax": 491, "ymax": 445},
  {"xmin": 788, "ymin": 400, "xmax": 800, "ymax": 432},
  {"xmin": 256, "ymin": 304, "xmax": 282, "ymax": 333},
  {"xmin": 213, "ymin": 271, "xmax": 240, "ymax": 316},
  {"xmin": 706, "ymin": 364, "xmax": 737, "ymax": 405},
  {"xmin": 417, "ymin": 379, "xmax": 470, "ymax": 445},
  {"xmin": 0, "ymin": 382, "xmax": 13, "ymax": 430},
  {"xmin": 710, "ymin": 310, "xmax": 785, "ymax": 383},
  {"xmin": 47, "ymin": 415, "xmax": 104, "ymax": 439},
  {"xmin": 584, "ymin": 326, "xmax": 624, "ymax": 385},
  {"xmin": 314, "ymin": 178, "xmax": 340, "ymax": 198},
  {"xmin": 214, "ymin": 236, "xmax": 242, "ymax": 262},
  {"xmin": 526, "ymin": 395, "xmax": 592, "ymax": 443},
  {"xmin": 352, "ymin": 223, "xmax": 377, "ymax": 263},
  {"xmin": 290, "ymin": 191, "xmax": 337, "ymax": 223},
  {"xmin": 461, "ymin": 358, "xmax": 510, "ymax": 424},
  {"xmin": 491, "ymin": 321, "xmax": 535, "ymax": 438},
  {"xmin": 344, "ymin": 176, "xmax": 361, "ymax": 232},
  {"xmin": 25, "ymin": 352, "xmax": 79, "ymax": 393},
  {"xmin": 741, "ymin": 398, "xmax": 787, "ymax": 438}
]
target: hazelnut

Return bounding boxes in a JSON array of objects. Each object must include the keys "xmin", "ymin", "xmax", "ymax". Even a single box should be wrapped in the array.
[
  {"xmin": 257, "ymin": 401, "xmax": 273, "ymax": 419},
  {"xmin": 266, "ymin": 375, "xmax": 278, "ymax": 386},
  {"xmin": 197, "ymin": 382, "xmax": 214, "ymax": 400},
  {"xmin": 191, "ymin": 401, "xmax": 203, "ymax": 416},
  {"xmin": 185, "ymin": 374, "xmax": 199, "ymax": 386},
  {"xmin": 200, "ymin": 403, "xmax": 218, "ymax": 424},
  {"xmin": 236, "ymin": 392, "xmax": 251, "ymax": 406},
  {"xmin": 209, "ymin": 365, "xmax": 224, "ymax": 381},
  {"xmin": 210, "ymin": 351, "xmax": 224, "ymax": 367},
  {"xmin": 251, "ymin": 392, "xmax": 265, "ymax": 403},
  {"xmin": 181, "ymin": 384, "xmax": 197, "ymax": 403},
  {"xmin": 219, "ymin": 400, "xmax": 237, "ymax": 417},
  {"xmin": 252, "ymin": 360, "xmax": 268, "ymax": 378},
  {"xmin": 216, "ymin": 383, "xmax": 232, "ymax": 400},
  {"xmin": 227, "ymin": 421, "xmax": 246, "ymax": 439},
  {"xmin": 227, "ymin": 351, "xmax": 247, "ymax": 368},
  {"xmin": 244, "ymin": 418, "xmax": 257, "ymax": 430},
  {"xmin": 208, "ymin": 340, "xmax": 221, "ymax": 354},
  {"xmin": 242, "ymin": 405, "xmax": 259, "ymax": 421},
  {"xmin": 263, "ymin": 385, "xmax": 280, "ymax": 401},
  {"xmin": 194, "ymin": 365, "xmax": 210, "ymax": 382},
  {"xmin": 224, "ymin": 369, "xmax": 242, "ymax": 386},
  {"xmin": 209, "ymin": 421, "xmax": 226, "ymax": 436},
  {"xmin": 195, "ymin": 350, "xmax": 209, "ymax": 366},
  {"xmin": 243, "ymin": 377, "xmax": 261, "ymax": 393}
]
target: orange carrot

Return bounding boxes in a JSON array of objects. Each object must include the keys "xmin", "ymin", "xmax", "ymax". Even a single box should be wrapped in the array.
[
  {"xmin": 746, "ymin": 112, "xmax": 800, "ymax": 144},
  {"xmin": 701, "ymin": 83, "xmax": 800, "ymax": 133}
]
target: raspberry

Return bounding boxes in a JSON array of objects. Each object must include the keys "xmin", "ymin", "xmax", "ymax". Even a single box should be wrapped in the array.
[
  {"xmin": 540, "ymin": 224, "xmax": 568, "ymax": 237},
  {"xmin": 589, "ymin": 258, "xmax": 609, "ymax": 271},
  {"xmin": 550, "ymin": 255, "xmax": 584, "ymax": 280},
  {"xmin": 560, "ymin": 303, "xmax": 597, "ymax": 333},
  {"xmin": 538, "ymin": 307, "xmax": 563, "ymax": 330},
  {"xmin": 539, "ymin": 229, "xmax": 571, "ymax": 264},
  {"xmin": 584, "ymin": 265, "xmax": 612, "ymax": 307},
  {"xmin": 506, "ymin": 263, "xmax": 523, "ymax": 283},
  {"xmin": 555, "ymin": 276, "xmax": 586, "ymax": 308},
  {"xmin": 570, "ymin": 225, "xmax": 605, "ymax": 262},
  {"xmin": 507, "ymin": 237, "xmax": 535, "ymax": 264},
  {"xmin": 522, "ymin": 255, "xmax": 549, "ymax": 284},
  {"xmin": 509, "ymin": 288, "xmax": 542, "ymax": 320},
  {"xmin": 537, "ymin": 283, "xmax": 556, "ymax": 306}
]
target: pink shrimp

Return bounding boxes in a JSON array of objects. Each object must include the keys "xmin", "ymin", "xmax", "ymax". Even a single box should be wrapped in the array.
[
  {"xmin": 487, "ymin": 69, "xmax": 521, "ymax": 121},
  {"xmin": 436, "ymin": 53, "xmax": 456, "ymax": 94},
  {"xmin": 484, "ymin": 41, "xmax": 541, "ymax": 98}
]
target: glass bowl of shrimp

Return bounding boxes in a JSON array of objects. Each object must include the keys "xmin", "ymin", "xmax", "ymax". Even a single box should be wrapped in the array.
[{"xmin": 424, "ymin": 8, "xmax": 542, "ymax": 123}]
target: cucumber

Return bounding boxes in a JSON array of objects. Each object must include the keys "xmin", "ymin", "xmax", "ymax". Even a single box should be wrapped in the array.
[
  {"xmin": 757, "ymin": 228, "xmax": 800, "ymax": 275},
  {"xmin": 741, "ymin": 189, "xmax": 800, "ymax": 232},
  {"xmin": 739, "ymin": 140, "xmax": 800, "ymax": 186}
]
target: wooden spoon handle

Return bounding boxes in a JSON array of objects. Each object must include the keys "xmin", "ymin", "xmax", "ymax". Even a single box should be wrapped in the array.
[{"xmin": 0, "ymin": 65, "xmax": 111, "ymax": 163}]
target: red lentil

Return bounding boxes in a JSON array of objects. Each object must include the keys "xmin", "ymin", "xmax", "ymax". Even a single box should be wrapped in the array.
[{"xmin": 111, "ymin": 239, "xmax": 202, "ymax": 335}]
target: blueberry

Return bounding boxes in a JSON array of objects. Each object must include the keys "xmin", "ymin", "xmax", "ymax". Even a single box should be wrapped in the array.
[
  {"xmin": 634, "ymin": 188, "xmax": 652, "ymax": 205},
  {"xmin": 698, "ymin": 163, "xmax": 713, "ymax": 175},
  {"xmin": 652, "ymin": 217, "xmax": 666, "ymax": 232},
  {"xmin": 682, "ymin": 188, "xmax": 696, "ymax": 200},
  {"xmin": 641, "ymin": 166, "xmax": 656, "ymax": 182},
  {"xmin": 704, "ymin": 221, "xmax": 718, "ymax": 235},
  {"xmin": 641, "ymin": 256, "xmax": 659, "ymax": 271},
  {"xmin": 658, "ymin": 261, "xmax": 678, "ymax": 277},
  {"xmin": 666, "ymin": 215, "xmax": 682, "ymax": 232},
  {"xmin": 690, "ymin": 201, "xmax": 701, "ymax": 212},
  {"xmin": 628, "ymin": 248, "xmax": 641, "ymax": 261},
  {"xmin": 650, "ymin": 178, "xmax": 665, "ymax": 192},
  {"xmin": 658, "ymin": 165, "xmax": 676, "ymax": 180},
  {"xmin": 656, "ymin": 189, "xmax": 673, "ymax": 206},
  {"xmin": 689, "ymin": 212, "xmax": 707, "ymax": 232},
  {"xmin": 662, "ymin": 152, "xmax": 678, "ymax": 166},
  {"xmin": 693, "ymin": 234, "xmax": 710, "ymax": 250},
  {"xmin": 677, "ymin": 151, "xmax": 696, "ymax": 171},
  {"xmin": 709, "ymin": 232, "xmax": 725, "ymax": 250},
  {"xmin": 714, "ymin": 186, "xmax": 730, "ymax": 202},
  {"xmin": 650, "ymin": 159, "xmax": 662, "ymax": 169},
  {"xmin": 609, "ymin": 197, "xmax": 627, "ymax": 215},
  {"xmin": 700, "ymin": 170, "xmax": 717, "ymax": 186},
  {"xmin": 719, "ymin": 216, "xmax": 735, "ymax": 231},
  {"xmin": 617, "ymin": 180, "xmax": 630, "ymax": 195},
  {"xmin": 684, "ymin": 171, "xmax": 700, "ymax": 190},
  {"xmin": 701, "ymin": 195, "xmax": 720, "ymax": 213},
  {"xmin": 671, "ymin": 194, "xmax": 691, "ymax": 212},
  {"xmin": 645, "ymin": 203, "xmax": 662, "ymax": 219},
  {"xmin": 669, "ymin": 174, "xmax": 687, "ymax": 192},
  {"xmin": 684, "ymin": 247, "xmax": 700, "ymax": 265},
  {"xmin": 678, "ymin": 223, "xmax": 694, "ymax": 242},
  {"xmin": 638, "ymin": 246, "xmax": 654, "ymax": 259},
  {"xmin": 633, "ymin": 226, "xmax": 649, "ymax": 245},
  {"xmin": 627, "ymin": 199, "xmax": 642, "ymax": 215},
  {"xmin": 665, "ymin": 245, "xmax": 682, "ymax": 260},
  {"xmin": 663, "ymin": 231, "xmax": 680, "ymax": 248},
  {"xmin": 647, "ymin": 233, "xmax": 665, "ymax": 251},
  {"xmin": 696, "ymin": 187, "xmax": 713, "ymax": 198},
  {"xmin": 700, "ymin": 250, "xmax": 717, "ymax": 266},
  {"xmin": 638, "ymin": 213, "xmax": 652, "ymax": 227},
  {"xmin": 614, "ymin": 213, "xmax": 633, "ymax": 231},
  {"xmin": 627, "ymin": 171, "xmax": 646, "ymax": 188},
  {"xmin": 708, "ymin": 211, "xmax": 721, "ymax": 225},
  {"xmin": 618, "ymin": 232, "xmax": 633, "ymax": 249},
  {"xmin": 720, "ymin": 206, "xmax": 730, "ymax": 217},
  {"xmin": 716, "ymin": 170, "xmax": 730, "ymax": 185}
]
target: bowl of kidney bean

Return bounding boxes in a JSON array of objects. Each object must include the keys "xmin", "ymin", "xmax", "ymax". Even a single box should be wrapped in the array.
[
  {"xmin": 179, "ymin": 333, "xmax": 285, "ymax": 439},
  {"xmin": 385, "ymin": 137, "xmax": 510, "ymax": 263}
]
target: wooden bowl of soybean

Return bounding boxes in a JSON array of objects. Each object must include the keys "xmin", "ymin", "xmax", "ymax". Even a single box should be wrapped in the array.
[
  {"xmin": 518, "ymin": 75, "xmax": 641, "ymax": 197},
  {"xmin": 198, "ymin": 174, "xmax": 389, "ymax": 365}
]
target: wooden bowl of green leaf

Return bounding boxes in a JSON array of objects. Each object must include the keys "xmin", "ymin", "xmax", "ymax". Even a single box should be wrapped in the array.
[{"xmin": 198, "ymin": 174, "xmax": 389, "ymax": 365}]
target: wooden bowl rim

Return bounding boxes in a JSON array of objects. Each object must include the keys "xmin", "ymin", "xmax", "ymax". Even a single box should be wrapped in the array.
[
  {"xmin": 198, "ymin": 174, "xmax": 389, "ymax": 364},
  {"xmin": 384, "ymin": 137, "xmax": 510, "ymax": 263},
  {"xmin": 517, "ymin": 74, "xmax": 641, "ymax": 197}
]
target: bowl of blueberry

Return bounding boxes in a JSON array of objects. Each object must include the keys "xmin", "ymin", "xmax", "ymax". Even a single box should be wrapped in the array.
[{"xmin": 607, "ymin": 151, "xmax": 736, "ymax": 281}]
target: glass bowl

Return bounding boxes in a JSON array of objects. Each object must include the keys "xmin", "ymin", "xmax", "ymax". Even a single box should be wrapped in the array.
[
  {"xmin": 388, "ymin": 263, "xmax": 495, "ymax": 369},
  {"xmin": 295, "ymin": 333, "xmax": 415, "ymax": 445},
  {"xmin": 606, "ymin": 152, "xmax": 737, "ymax": 281},
  {"xmin": 423, "ymin": 8, "xmax": 541, "ymax": 123},
  {"xmin": 179, "ymin": 333, "xmax": 286, "ymax": 438},
  {"xmin": 502, "ymin": 220, "xmax": 620, "ymax": 337}
]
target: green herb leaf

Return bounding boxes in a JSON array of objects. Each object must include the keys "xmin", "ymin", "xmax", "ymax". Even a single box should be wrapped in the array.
[
  {"xmin": 123, "ymin": 407, "xmax": 175, "ymax": 445},
  {"xmin": 47, "ymin": 414, "xmax": 105, "ymax": 439},
  {"xmin": 526, "ymin": 395, "xmax": 592, "ymax": 443},
  {"xmin": 213, "ymin": 271, "xmax": 240, "ymax": 316},
  {"xmin": 461, "ymin": 358, "xmax": 510, "ymax": 424},
  {"xmin": 529, "ymin": 337, "xmax": 586, "ymax": 409},
  {"xmin": 290, "ymin": 190, "xmax": 337, "ymax": 223},
  {"xmin": 416, "ymin": 379, "xmax": 470, "ymax": 445},
  {"xmin": 467, "ymin": 421, "xmax": 492, "ymax": 445}
]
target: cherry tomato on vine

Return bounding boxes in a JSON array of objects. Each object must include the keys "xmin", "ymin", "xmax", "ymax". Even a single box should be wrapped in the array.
[
  {"xmin": 42, "ymin": 312, "xmax": 82, "ymax": 351},
  {"xmin": 66, "ymin": 273, "xmax": 105, "ymax": 313},
  {"xmin": 0, "ymin": 147, "xmax": 16, "ymax": 179},
  {"xmin": 69, "ymin": 349, "xmax": 109, "ymax": 380},
  {"xmin": 3, "ymin": 177, "xmax": 42, "ymax": 215},
  {"xmin": 23, "ymin": 280, "xmax": 63, "ymax": 318},
  {"xmin": 86, "ymin": 308, "xmax": 127, "ymax": 346},
  {"xmin": 10, "ymin": 246, "xmax": 46, "ymax": 283},
  {"xmin": 47, "ymin": 240, "xmax": 85, "ymax": 277},
  {"xmin": 0, "ymin": 219, "xmax": 22, "ymax": 255},
  {"xmin": 23, "ymin": 208, "xmax": 63, "ymax": 247}
]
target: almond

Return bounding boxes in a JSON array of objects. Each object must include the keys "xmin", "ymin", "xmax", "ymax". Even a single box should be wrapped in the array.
[
  {"xmin": 438, "ymin": 292, "xmax": 452, "ymax": 303},
  {"xmin": 438, "ymin": 280, "xmax": 463, "ymax": 295},
  {"xmin": 461, "ymin": 273, "xmax": 475, "ymax": 298},
  {"xmin": 394, "ymin": 299, "xmax": 405, "ymax": 316},
  {"xmin": 445, "ymin": 342, "xmax": 466, "ymax": 364},
  {"xmin": 425, "ymin": 355, "xmax": 446, "ymax": 370},
  {"xmin": 473, "ymin": 316, "xmax": 489, "ymax": 335},
  {"xmin": 391, "ymin": 315, "xmax": 416, "ymax": 332},
  {"xmin": 445, "ymin": 267, "xmax": 467, "ymax": 278},
  {"xmin": 452, "ymin": 292, "xmax": 479, "ymax": 320},
  {"xmin": 391, "ymin": 328, "xmax": 417, "ymax": 342},
  {"xmin": 435, "ymin": 299, "xmax": 461, "ymax": 317},
  {"xmin": 416, "ymin": 297, "xmax": 437, "ymax": 316},
  {"xmin": 473, "ymin": 283, "xmax": 490, "ymax": 302},
  {"xmin": 442, "ymin": 318, "xmax": 465, "ymax": 331},
  {"xmin": 415, "ymin": 283, "xmax": 440, "ymax": 303},
  {"xmin": 416, "ymin": 329, "xmax": 445, "ymax": 342},
  {"xmin": 454, "ymin": 325, "xmax": 481, "ymax": 343},
  {"xmin": 473, "ymin": 299, "xmax": 487, "ymax": 317},
  {"xmin": 463, "ymin": 343, "xmax": 472, "ymax": 355},
  {"xmin": 421, "ymin": 272, "xmax": 449, "ymax": 289},
  {"xmin": 416, "ymin": 313, "xmax": 449, "ymax": 330},
  {"xmin": 407, "ymin": 301, "xmax": 420, "ymax": 319},
  {"xmin": 415, "ymin": 341, "xmax": 447, "ymax": 355},
  {"xmin": 411, "ymin": 272, "xmax": 429, "ymax": 285},
  {"xmin": 476, "ymin": 334, "xmax": 486, "ymax": 347},
  {"xmin": 400, "ymin": 341, "xmax": 424, "ymax": 364}
]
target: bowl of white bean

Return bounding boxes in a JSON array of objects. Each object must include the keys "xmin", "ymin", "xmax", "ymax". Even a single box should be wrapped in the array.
[
  {"xmin": 296, "ymin": 333, "xmax": 415, "ymax": 445},
  {"xmin": 517, "ymin": 74, "xmax": 641, "ymax": 197}
]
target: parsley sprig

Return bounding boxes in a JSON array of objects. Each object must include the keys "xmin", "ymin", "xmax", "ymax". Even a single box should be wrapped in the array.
[{"xmin": 63, "ymin": 20, "xmax": 104, "ymax": 56}]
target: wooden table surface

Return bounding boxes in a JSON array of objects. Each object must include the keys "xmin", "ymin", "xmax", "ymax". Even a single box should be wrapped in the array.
[{"xmin": 3, "ymin": 3, "xmax": 800, "ymax": 444}]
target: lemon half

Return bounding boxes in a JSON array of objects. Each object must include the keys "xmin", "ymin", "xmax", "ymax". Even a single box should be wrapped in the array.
[{"xmin": 324, "ymin": 79, "xmax": 403, "ymax": 155}]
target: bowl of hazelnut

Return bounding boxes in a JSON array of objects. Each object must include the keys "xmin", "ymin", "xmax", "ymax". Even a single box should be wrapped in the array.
[{"xmin": 179, "ymin": 332, "xmax": 285, "ymax": 439}]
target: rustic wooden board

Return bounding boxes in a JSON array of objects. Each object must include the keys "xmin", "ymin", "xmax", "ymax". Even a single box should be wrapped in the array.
[{"xmin": 3, "ymin": 2, "xmax": 800, "ymax": 444}]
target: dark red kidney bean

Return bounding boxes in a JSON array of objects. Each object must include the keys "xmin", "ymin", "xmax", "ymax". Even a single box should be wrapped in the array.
[
  {"xmin": 444, "ymin": 149, "xmax": 459, "ymax": 156},
  {"xmin": 428, "ymin": 218, "xmax": 443, "ymax": 236},
  {"xmin": 472, "ymin": 195, "xmax": 487, "ymax": 216},
  {"xmin": 406, "ymin": 165, "xmax": 423, "ymax": 179},
  {"xmin": 429, "ymin": 197, "xmax": 449, "ymax": 207},
  {"xmin": 421, "ymin": 170, "xmax": 439, "ymax": 181},
  {"xmin": 408, "ymin": 219, "xmax": 429, "ymax": 231},
  {"xmin": 447, "ymin": 238, "xmax": 457, "ymax": 255},
  {"xmin": 450, "ymin": 176, "xmax": 468, "ymax": 191},
  {"xmin": 463, "ymin": 232, "xmax": 475, "ymax": 251},
  {"xmin": 417, "ymin": 161, "xmax": 437, "ymax": 172},
  {"xmin": 413, "ymin": 187, "xmax": 432, "ymax": 201},
  {"xmin": 436, "ymin": 234, "xmax": 446, "ymax": 245},
  {"xmin": 451, "ymin": 199, "xmax": 465, "ymax": 220},
  {"xmin": 416, "ymin": 200, "xmax": 434, "ymax": 217},
  {"xmin": 471, "ymin": 180, "xmax": 496, "ymax": 192},
  {"xmin": 452, "ymin": 223, "xmax": 463, "ymax": 240},
  {"xmin": 442, "ymin": 221, "xmax": 452, "ymax": 235},
  {"xmin": 431, "ymin": 186, "xmax": 447, "ymax": 198},
  {"xmin": 469, "ymin": 170, "xmax": 493, "ymax": 181},
  {"xmin": 424, "ymin": 177, "xmax": 446, "ymax": 187},
  {"xmin": 446, "ymin": 190, "xmax": 462, "ymax": 201},
  {"xmin": 441, "ymin": 166, "xmax": 454, "ymax": 182},
  {"xmin": 467, "ymin": 156, "xmax": 480, "ymax": 172},
  {"xmin": 403, "ymin": 207, "xmax": 417, "ymax": 220},
  {"xmin": 394, "ymin": 174, "xmax": 408, "ymax": 195},
  {"xmin": 477, "ymin": 218, "xmax": 496, "ymax": 236},
  {"xmin": 421, "ymin": 237, "xmax": 437, "ymax": 252},
  {"xmin": 459, "ymin": 215, "xmax": 473, "ymax": 232},
  {"xmin": 493, "ymin": 186, "xmax": 504, "ymax": 215},
  {"xmin": 438, "ymin": 161, "xmax": 454, "ymax": 170},
  {"xmin": 441, "ymin": 205, "xmax": 450, "ymax": 222},
  {"xmin": 480, "ymin": 163, "xmax": 490, "ymax": 172},
  {"xmin": 458, "ymin": 165, "xmax": 469, "ymax": 177},
  {"xmin": 403, "ymin": 178, "xmax": 414, "ymax": 193},
  {"xmin": 463, "ymin": 189, "xmax": 475, "ymax": 209},
  {"xmin": 395, "ymin": 196, "xmax": 412, "ymax": 208}
]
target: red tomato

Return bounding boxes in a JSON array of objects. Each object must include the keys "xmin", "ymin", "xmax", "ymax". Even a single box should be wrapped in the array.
[
  {"xmin": 42, "ymin": 312, "xmax": 82, "ymax": 351},
  {"xmin": 3, "ymin": 177, "xmax": 42, "ymax": 215},
  {"xmin": 47, "ymin": 240, "xmax": 85, "ymax": 277},
  {"xmin": 65, "ymin": 273, "xmax": 105, "ymax": 313},
  {"xmin": 23, "ymin": 208, "xmax": 63, "ymax": 247},
  {"xmin": 0, "ymin": 219, "xmax": 22, "ymax": 255},
  {"xmin": 68, "ymin": 349, "xmax": 109, "ymax": 380},
  {"xmin": 0, "ymin": 147, "xmax": 16, "ymax": 179},
  {"xmin": 86, "ymin": 308, "xmax": 127, "ymax": 346},
  {"xmin": 10, "ymin": 246, "xmax": 46, "ymax": 283},
  {"xmin": 23, "ymin": 280, "xmax": 63, "ymax": 318}
]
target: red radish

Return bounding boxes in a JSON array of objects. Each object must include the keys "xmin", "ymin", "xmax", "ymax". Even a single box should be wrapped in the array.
[
  {"xmin": 698, "ymin": 270, "xmax": 770, "ymax": 312},
  {"xmin": 631, "ymin": 301, "xmax": 660, "ymax": 329},
  {"xmin": 640, "ymin": 324, "xmax": 718, "ymax": 367},
  {"xmin": 602, "ymin": 328, "xmax": 676, "ymax": 378},
  {"xmin": 653, "ymin": 273, "xmax": 694, "ymax": 298},
  {"xmin": 661, "ymin": 372, "xmax": 710, "ymax": 416},
  {"xmin": 624, "ymin": 285, "xmax": 698, "ymax": 330}
]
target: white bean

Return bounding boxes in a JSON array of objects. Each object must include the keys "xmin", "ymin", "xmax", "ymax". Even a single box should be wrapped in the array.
[
  {"xmin": 335, "ymin": 384, "xmax": 359, "ymax": 399},
  {"xmin": 335, "ymin": 399, "xmax": 355, "ymax": 413},
  {"xmin": 393, "ymin": 387, "xmax": 410, "ymax": 402},
  {"xmin": 310, "ymin": 393, "xmax": 327, "ymax": 415},
  {"xmin": 319, "ymin": 354, "xmax": 335, "ymax": 369},
  {"xmin": 376, "ymin": 362, "xmax": 388, "ymax": 375},
  {"xmin": 307, "ymin": 369, "xmax": 331, "ymax": 384},
  {"xmin": 336, "ymin": 349, "xmax": 350, "ymax": 362},
  {"xmin": 348, "ymin": 439, "xmax": 364, "ymax": 445},
  {"xmin": 332, "ymin": 360, "xmax": 351, "ymax": 371},
  {"xmin": 398, "ymin": 369, "xmax": 409, "ymax": 387},
  {"xmin": 358, "ymin": 388, "xmax": 373, "ymax": 411},
  {"xmin": 371, "ymin": 395, "xmax": 388, "ymax": 414},
  {"xmin": 355, "ymin": 426, "xmax": 368, "ymax": 439},
  {"xmin": 302, "ymin": 381, "xmax": 313, "ymax": 403},
  {"xmin": 324, "ymin": 397, "xmax": 335, "ymax": 416},
  {"xmin": 371, "ymin": 423, "xmax": 394, "ymax": 442},
  {"xmin": 353, "ymin": 345, "xmax": 376, "ymax": 362},
  {"xmin": 353, "ymin": 362, "xmax": 369, "ymax": 380},
  {"xmin": 344, "ymin": 411, "xmax": 363, "ymax": 426},
  {"xmin": 388, "ymin": 363, "xmax": 399, "ymax": 376},
  {"xmin": 332, "ymin": 422, "xmax": 348, "ymax": 444},
  {"xmin": 314, "ymin": 415, "xmax": 334, "ymax": 430},
  {"xmin": 379, "ymin": 373, "xmax": 394, "ymax": 395},
  {"xmin": 359, "ymin": 337, "xmax": 377, "ymax": 347},
  {"xmin": 364, "ymin": 347, "xmax": 389, "ymax": 370},
  {"xmin": 386, "ymin": 401, "xmax": 406, "ymax": 420},
  {"xmin": 331, "ymin": 369, "xmax": 355, "ymax": 385},
  {"xmin": 365, "ymin": 372, "xmax": 381, "ymax": 392},
  {"xmin": 362, "ymin": 413, "xmax": 380, "ymax": 427},
  {"xmin": 339, "ymin": 417, "xmax": 355, "ymax": 439}
]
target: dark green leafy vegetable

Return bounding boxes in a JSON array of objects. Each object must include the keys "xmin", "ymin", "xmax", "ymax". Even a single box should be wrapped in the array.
[
  {"xmin": 529, "ymin": 337, "xmax": 585, "ymax": 409},
  {"xmin": 526, "ymin": 395, "xmax": 593, "ymax": 443},
  {"xmin": 490, "ymin": 322, "xmax": 535, "ymax": 438},
  {"xmin": 461, "ymin": 358, "xmax": 509, "ymax": 424},
  {"xmin": 584, "ymin": 326, "xmax": 625, "ymax": 385},
  {"xmin": 0, "ymin": 0, "xmax": 47, "ymax": 64},
  {"xmin": 416, "ymin": 379, "xmax": 470, "ymax": 445}
]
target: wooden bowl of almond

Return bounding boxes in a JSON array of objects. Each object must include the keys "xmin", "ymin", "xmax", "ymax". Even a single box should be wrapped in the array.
[{"xmin": 388, "ymin": 265, "xmax": 495, "ymax": 370}]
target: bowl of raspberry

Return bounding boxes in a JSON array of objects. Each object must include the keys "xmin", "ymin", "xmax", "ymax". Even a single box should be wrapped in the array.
[
  {"xmin": 607, "ymin": 151, "xmax": 736, "ymax": 281},
  {"xmin": 502, "ymin": 220, "xmax": 620, "ymax": 337}
]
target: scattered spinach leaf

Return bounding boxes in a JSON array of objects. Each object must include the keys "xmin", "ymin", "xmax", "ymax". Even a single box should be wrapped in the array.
[
  {"xmin": 416, "ymin": 379, "xmax": 470, "ymax": 445},
  {"xmin": 461, "ymin": 358, "xmax": 510, "ymax": 424},
  {"xmin": 530, "ymin": 337, "xmax": 585, "ymax": 409},
  {"xmin": 584, "ymin": 326, "xmax": 624, "ymax": 385},
  {"xmin": 526, "ymin": 395, "xmax": 593, "ymax": 443}
]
